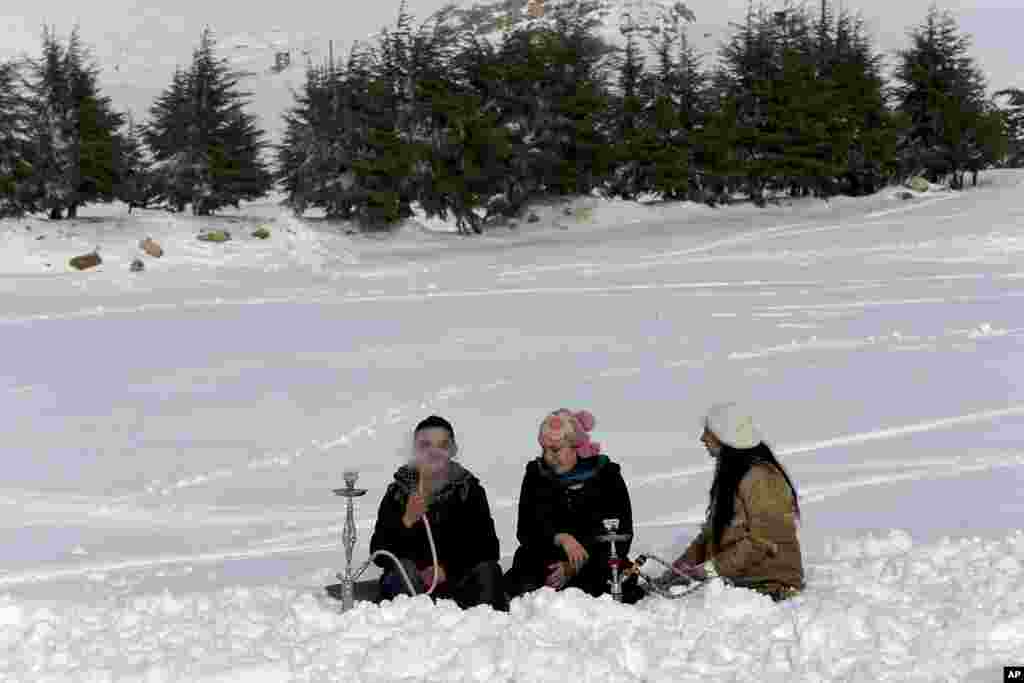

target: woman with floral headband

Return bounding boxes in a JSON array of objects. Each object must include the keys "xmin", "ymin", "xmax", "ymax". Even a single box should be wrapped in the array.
[{"xmin": 504, "ymin": 409, "xmax": 640, "ymax": 602}]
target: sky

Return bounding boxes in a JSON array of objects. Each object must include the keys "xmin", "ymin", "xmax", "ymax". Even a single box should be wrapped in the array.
[{"xmin": 2, "ymin": 0, "xmax": 1021, "ymax": 147}]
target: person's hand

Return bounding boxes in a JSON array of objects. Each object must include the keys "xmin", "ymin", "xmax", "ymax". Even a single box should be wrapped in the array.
[
  {"xmin": 671, "ymin": 557, "xmax": 692, "ymax": 572},
  {"xmin": 545, "ymin": 561, "xmax": 570, "ymax": 589},
  {"xmin": 554, "ymin": 533, "xmax": 589, "ymax": 572},
  {"xmin": 419, "ymin": 563, "xmax": 447, "ymax": 588},
  {"xmin": 402, "ymin": 475, "xmax": 429, "ymax": 528},
  {"xmin": 672, "ymin": 560, "xmax": 708, "ymax": 580}
]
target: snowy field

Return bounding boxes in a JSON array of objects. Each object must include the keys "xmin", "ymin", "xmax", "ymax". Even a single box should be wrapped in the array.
[{"xmin": 2, "ymin": 174, "xmax": 1024, "ymax": 681}]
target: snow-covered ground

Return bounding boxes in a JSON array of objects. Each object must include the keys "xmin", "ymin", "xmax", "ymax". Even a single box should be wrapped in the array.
[{"xmin": 2, "ymin": 174, "xmax": 1024, "ymax": 681}]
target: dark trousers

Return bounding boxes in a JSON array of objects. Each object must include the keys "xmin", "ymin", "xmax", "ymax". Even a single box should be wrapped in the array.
[{"xmin": 379, "ymin": 558, "xmax": 509, "ymax": 612}]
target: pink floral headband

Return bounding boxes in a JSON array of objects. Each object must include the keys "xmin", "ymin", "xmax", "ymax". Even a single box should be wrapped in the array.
[{"xmin": 538, "ymin": 410, "xmax": 602, "ymax": 459}]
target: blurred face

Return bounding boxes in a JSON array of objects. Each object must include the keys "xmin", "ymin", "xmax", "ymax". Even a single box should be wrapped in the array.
[
  {"xmin": 701, "ymin": 427, "xmax": 723, "ymax": 459},
  {"xmin": 543, "ymin": 440, "xmax": 578, "ymax": 474},
  {"xmin": 414, "ymin": 427, "xmax": 453, "ymax": 475}
]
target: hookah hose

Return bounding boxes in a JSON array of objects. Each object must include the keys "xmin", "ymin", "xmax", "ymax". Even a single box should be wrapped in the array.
[
  {"xmin": 357, "ymin": 514, "xmax": 440, "ymax": 597},
  {"xmin": 631, "ymin": 553, "xmax": 709, "ymax": 598}
]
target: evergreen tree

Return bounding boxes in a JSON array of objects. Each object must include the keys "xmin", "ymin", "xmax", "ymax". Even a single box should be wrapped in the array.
[
  {"xmin": 606, "ymin": 26, "xmax": 652, "ymax": 199},
  {"xmin": 114, "ymin": 112, "xmax": 160, "ymax": 213},
  {"xmin": 893, "ymin": 6, "xmax": 993, "ymax": 187},
  {"xmin": 22, "ymin": 26, "xmax": 75, "ymax": 218},
  {"xmin": 715, "ymin": 4, "xmax": 779, "ymax": 204},
  {"xmin": 536, "ymin": 1, "xmax": 615, "ymax": 196},
  {"xmin": 143, "ymin": 67, "xmax": 195, "ymax": 212},
  {"xmin": 648, "ymin": 9, "xmax": 704, "ymax": 201},
  {"xmin": 277, "ymin": 64, "xmax": 340, "ymax": 217},
  {"xmin": 413, "ymin": 27, "xmax": 514, "ymax": 234},
  {"xmin": 489, "ymin": 26, "xmax": 557, "ymax": 211},
  {"xmin": 20, "ymin": 26, "xmax": 125, "ymax": 219},
  {"xmin": 146, "ymin": 28, "xmax": 272, "ymax": 215},
  {"xmin": 995, "ymin": 87, "xmax": 1024, "ymax": 167},
  {"xmin": 826, "ymin": 8, "xmax": 900, "ymax": 195},
  {"xmin": 64, "ymin": 28, "xmax": 126, "ymax": 217},
  {"xmin": 0, "ymin": 59, "xmax": 33, "ymax": 216}
]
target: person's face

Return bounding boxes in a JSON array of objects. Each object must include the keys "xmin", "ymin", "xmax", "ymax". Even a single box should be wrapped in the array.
[
  {"xmin": 701, "ymin": 427, "xmax": 723, "ymax": 459},
  {"xmin": 414, "ymin": 427, "xmax": 453, "ymax": 472},
  {"xmin": 543, "ymin": 440, "xmax": 578, "ymax": 474}
]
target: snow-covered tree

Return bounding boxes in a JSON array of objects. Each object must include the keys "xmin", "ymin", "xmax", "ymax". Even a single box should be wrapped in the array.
[
  {"xmin": 114, "ymin": 112, "xmax": 159, "ymax": 213},
  {"xmin": 0, "ymin": 59, "xmax": 34, "ymax": 216},
  {"xmin": 145, "ymin": 28, "xmax": 273, "ymax": 214},
  {"xmin": 995, "ymin": 87, "xmax": 1024, "ymax": 167},
  {"xmin": 19, "ymin": 26, "xmax": 125, "ymax": 218}
]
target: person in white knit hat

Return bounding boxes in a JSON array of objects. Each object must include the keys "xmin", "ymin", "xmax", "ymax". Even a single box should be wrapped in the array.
[{"xmin": 668, "ymin": 403, "xmax": 805, "ymax": 601}]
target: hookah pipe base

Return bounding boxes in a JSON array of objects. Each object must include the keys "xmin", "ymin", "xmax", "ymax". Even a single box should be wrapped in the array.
[{"xmin": 325, "ymin": 580, "xmax": 384, "ymax": 604}]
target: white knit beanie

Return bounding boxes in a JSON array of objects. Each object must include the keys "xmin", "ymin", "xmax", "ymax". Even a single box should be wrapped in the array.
[{"xmin": 705, "ymin": 403, "xmax": 761, "ymax": 450}]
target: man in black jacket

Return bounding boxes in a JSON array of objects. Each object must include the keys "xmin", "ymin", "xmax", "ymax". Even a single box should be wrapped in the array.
[
  {"xmin": 369, "ymin": 415, "xmax": 508, "ymax": 611},
  {"xmin": 504, "ymin": 410, "xmax": 641, "ymax": 602}
]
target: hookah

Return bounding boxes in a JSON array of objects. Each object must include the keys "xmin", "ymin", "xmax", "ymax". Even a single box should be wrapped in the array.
[
  {"xmin": 595, "ymin": 518, "xmax": 633, "ymax": 602},
  {"xmin": 331, "ymin": 469, "xmax": 440, "ymax": 612},
  {"xmin": 628, "ymin": 553, "xmax": 709, "ymax": 599}
]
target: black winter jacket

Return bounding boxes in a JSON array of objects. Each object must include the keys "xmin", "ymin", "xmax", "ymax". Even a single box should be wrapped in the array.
[
  {"xmin": 508, "ymin": 455, "xmax": 633, "ymax": 597},
  {"xmin": 369, "ymin": 461, "xmax": 500, "ymax": 583}
]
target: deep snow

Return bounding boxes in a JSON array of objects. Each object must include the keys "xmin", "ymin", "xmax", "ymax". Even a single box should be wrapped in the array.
[{"xmin": 2, "ymin": 173, "xmax": 1024, "ymax": 681}]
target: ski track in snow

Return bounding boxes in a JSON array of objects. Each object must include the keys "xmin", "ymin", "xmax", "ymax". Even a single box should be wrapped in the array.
[
  {"xmin": 3, "ymin": 405, "xmax": 1022, "ymax": 588},
  {"xmin": 62, "ymin": 310, "xmax": 1018, "ymax": 510},
  {"xmin": 498, "ymin": 193, "xmax": 962, "ymax": 278},
  {"xmin": 3, "ymin": 177, "xmax": 1023, "ymax": 606}
]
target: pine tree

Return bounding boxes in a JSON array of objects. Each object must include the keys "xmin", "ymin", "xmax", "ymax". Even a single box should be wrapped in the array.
[
  {"xmin": 278, "ymin": 64, "xmax": 343, "ymax": 217},
  {"xmin": 143, "ymin": 67, "xmax": 195, "ymax": 212},
  {"xmin": 538, "ymin": 0, "xmax": 615, "ymax": 196},
  {"xmin": 761, "ymin": 8, "xmax": 843, "ymax": 198},
  {"xmin": 64, "ymin": 28, "xmax": 126, "ymax": 217},
  {"xmin": 146, "ymin": 28, "xmax": 272, "ymax": 215},
  {"xmin": 489, "ymin": 26, "xmax": 556, "ymax": 210},
  {"xmin": 715, "ymin": 3, "xmax": 779, "ymax": 204},
  {"xmin": 893, "ymin": 6, "xmax": 992, "ymax": 187},
  {"xmin": 995, "ymin": 87, "xmax": 1024, "ymax": 167},
  {"xmin": 646, "ymin": 9, "xmax": 704, "ymax": 201},
  {"xmin": 826, "ymin": 7, "xmax": 900, "ymax": 195},
  {"xmin": 114, "ymin": 112, "xmax": 159, "ymax": 213},
  {"xmin": 0, "ymin": 59, "xmax": 33, "ymax": 216},
  {"xmin": 606, "ymin": 26, "xmax": 651, "ymax": 199},
  {"xmin": 22, "ymin": 25, "xmax": 75, "ymax": 218},
  {"xmin": 19, "ymin": 26, "xmax": 126, "ymax": 218}
]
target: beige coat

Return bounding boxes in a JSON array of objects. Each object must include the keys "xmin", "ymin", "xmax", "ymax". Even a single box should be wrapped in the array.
[{"xmin": 681, "ymin": 462, "xmax": 803, "ymax": 595}]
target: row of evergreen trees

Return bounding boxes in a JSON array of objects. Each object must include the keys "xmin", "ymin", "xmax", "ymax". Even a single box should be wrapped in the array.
[
  {"xmin": 0, "ymin": 1, "xmax": 1022, "ymax": 229},
  {"xmin": 0, "ymin": 27, "xmax": 274, "ymax": 219}
]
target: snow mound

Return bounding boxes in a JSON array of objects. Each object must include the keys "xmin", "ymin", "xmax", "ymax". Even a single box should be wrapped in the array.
[
  {"xmin": 0, "ymin": 204, "xmax": 358, "ymax": 278},
  {"xmin": 7, "ymin": 530, "xmax": 1023, "ymax": 682}
]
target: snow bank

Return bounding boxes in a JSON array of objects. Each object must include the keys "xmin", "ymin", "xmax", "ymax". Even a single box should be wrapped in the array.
[
  {"xmin": 0, "ymin": 207, "xmax": 358, "ymax": 278},
  {"xmin": 6, "ymin": 530, "xmax": 1022, "ymax": 682}
]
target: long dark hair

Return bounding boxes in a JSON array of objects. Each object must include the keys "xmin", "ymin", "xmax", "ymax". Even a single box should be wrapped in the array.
[{"xmin": 706, "ymin": 442, "xmax": 800, "ymax": 547}]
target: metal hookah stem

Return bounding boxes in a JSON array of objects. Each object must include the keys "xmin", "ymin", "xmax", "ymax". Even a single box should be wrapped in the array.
[{"xmin": 342, "ymin": 493, "xmax": 356, "ymax": 610}]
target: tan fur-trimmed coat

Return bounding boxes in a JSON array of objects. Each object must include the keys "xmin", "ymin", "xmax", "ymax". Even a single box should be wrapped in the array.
[{"xmin": 681, "ymin": 462, "xmax": 804, "ymax": 594}]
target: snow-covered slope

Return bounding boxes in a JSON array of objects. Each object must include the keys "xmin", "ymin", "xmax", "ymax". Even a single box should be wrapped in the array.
[{"xmin": 2, "ymin": 171, "xmax": 1024, "ymax": 680}]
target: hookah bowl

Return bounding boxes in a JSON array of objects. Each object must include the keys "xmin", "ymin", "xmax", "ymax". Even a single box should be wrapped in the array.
[
  {"xmin": 596, "ymin": 518, "xmax": 632, "ymax": 602},
  {"xmin": 332, "ymin": 470, "xmax": 368, "ymax": 612}
]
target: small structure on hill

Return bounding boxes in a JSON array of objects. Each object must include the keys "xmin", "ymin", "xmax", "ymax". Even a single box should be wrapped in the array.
[{"xmin": 272, "ymin": 51, "xmax": 291, "ymax": 73}]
